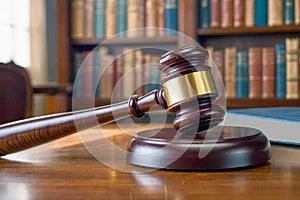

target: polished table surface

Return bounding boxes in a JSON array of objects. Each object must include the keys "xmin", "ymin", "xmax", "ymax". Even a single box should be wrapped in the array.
[{"xmin": 1, "ymin": 124, "xmax": 300, "ymax": 200}]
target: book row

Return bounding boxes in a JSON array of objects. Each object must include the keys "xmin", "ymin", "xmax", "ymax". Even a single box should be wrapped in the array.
[
  {"xmin": 72, "ymin": 47, "xmax": 163, "ymax": 99},
  {"xmin": 198, "ymin": 0, "xmax": 300, "ymax": 28},
  {"xmin": 71, "ymin": 0, "xmax": 178, "ymax": 40},
  {"xmin": 207, "ymin": 37, "xmax": 300, "ymax": 100}
]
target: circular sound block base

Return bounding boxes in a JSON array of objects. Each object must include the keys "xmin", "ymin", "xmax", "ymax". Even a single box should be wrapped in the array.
[{"xmin": 127, "ymin": 126, "xmax": 271, "ymax": 170}]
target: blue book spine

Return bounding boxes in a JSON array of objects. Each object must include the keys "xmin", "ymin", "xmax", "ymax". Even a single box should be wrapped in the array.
[
  {"xmin": 147, "ymin": 64, "xmax": 161, "ymax": 93},
  {"xmin": 275, "ymin": 44, "xmax": 286, "ymax": 99},
  {"xmin": 165, "ymin": 0, "xmax": 178, "ymax": 35},
  {"xmin": 284, "ymin": 0, "xmax": 295, "ymax": 25},
  {"xmin": 117, "ymin": 0, "xmax": 127, "ymax": 37},
  {"xmin": 254, "ymin": 0, "xmax": 268, "ymax": 26},
  {"xmin": 236, "ymin": 50, "xmax": 249, "ymax": 98},
  {"xmin": 198, "ymin": 0, "xmax": 210, "ymax": 28},
  {"xmin": 94, "ymin": 0, "xmax": 106, "ymax": 39},
  {"xmin": 93, "ymin": 51, "xmax": 100, "ymax": 98},
  {"xmin": 73, "ymin": 52, "xmax": 83, "ymax": 97}
]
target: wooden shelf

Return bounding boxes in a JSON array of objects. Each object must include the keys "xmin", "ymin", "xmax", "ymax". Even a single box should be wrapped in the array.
[
  {"xmin": 227, "ymin": 99, "xmax": 300, "ymax": 109},
  {"xmin": 197, "ymin": 25, "xmax": 300, "ymax": 36},
  {"xmin": 71, "ymin": 97, "xmax": 300, "ymax": 110},
  {"xmin": 71, "ymin": 36, "xmax": 178, "ymax": 46}
]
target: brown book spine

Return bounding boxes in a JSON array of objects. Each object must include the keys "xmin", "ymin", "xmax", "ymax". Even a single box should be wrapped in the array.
[
  {"xmin": 245, "ymin": 0, "xmax": 254, "ymax": 27},
  {"xmin": 81, "ymin": 51, "xmax": 94, "ymax": 97},
  {"xmin": 143, "ymin": 54, "xmax": 151, "ymax": 93},
  {"xmin": 213, "ymin": 50, "xmax": 224, "ymax": 81},
  {"xmin": 221, "ymin": 0, "xmax": 234, "ymax": 28},
  {"xmin": 286, "ymin": 38, "xmax": 300, "ymax": 99},
  {"xmin": 134, "ymin": 50, "xmax": 145, "ymax": 96},
  {"xmin": 234, "ymin": 0, "xmax": 245, "ymax": 27},
  {"xmin": 122, "ymin": 48, "xmax": 136, "ymax": 97},
  {"xmin": 146, "ymin": 0, "xmax": 159, "ymax": 37},
  {"xmin": 158, "ymin": 0, "xmax": 165, "ymax": 36},
  {"xmin": 127, "ymin": 0, "xmax": 145, "ymax": 37},
  {"xmin": 113, "ymin": 55, "xmax": 123, "ymax": 99},
  {"xmin": 248, "ymin": 47, "xmax": 263, "ymax": 99},
  {"xmin": 105, "ymin": 0, "xmax": 117, "ymax": 38},
  {"xmin": 268, "ymin": 0, "xmax": 283, "ymax": 26},
  {"xmin": 210, "ymin": 0, "xmax": 221, "ymax": 27},
  {"xmin": 101, "ymin": 54, "xmax": 115, "ymax": 99},
  {"xmin": 295, "ymin": 0, "xmax": 300, "ymax": 25},
  {"xmin": 224, "ymin": 47, "xmax": 237, "ymax": 99},
  {"xmin": 262, "ymin": 47, "xmax": 276, "ymax": 99},
  {"xmin": 71, "ymin": 0, "xmax": 85, "ymax": 39},
  {"xmin": 85, "ymin": 0, "xmax": 95, "ymax": 38}
]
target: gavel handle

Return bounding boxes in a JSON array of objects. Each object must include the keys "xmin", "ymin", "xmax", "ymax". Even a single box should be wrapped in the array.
[{"xmin": 0, "ymin": 90, "xmax": 167, "ymax": 156}]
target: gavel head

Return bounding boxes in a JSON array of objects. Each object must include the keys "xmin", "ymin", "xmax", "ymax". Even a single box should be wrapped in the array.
[{"xmin": 158, "ymin": 46, "xmax": 225, "ymax": 134}]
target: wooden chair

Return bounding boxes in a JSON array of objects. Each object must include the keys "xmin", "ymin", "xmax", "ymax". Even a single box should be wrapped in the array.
[
  {"xmin": 0, "ymin": 61, "xmax": 33, "ymax": 124},
  {"xmin": 0, "ymin": 61, "xmax": 73, "ymax": 124}
]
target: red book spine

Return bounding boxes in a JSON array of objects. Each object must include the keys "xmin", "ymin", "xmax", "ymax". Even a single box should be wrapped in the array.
[
  {"xmin": 210, "ymin": 0, "xmax": 221, "ymax": 27},
  {"xmin": 113, "ymin": 56, "xmax": 123, "ymax": 99},
  {"xmin": 81, "ymin": 51, "xmax": 94, "ymax": 98},
  {"xmin": 221, "ymin": 0, "xmax": 234, "ymax": 27},
  {"xmin": 262, "ymin": 47, "xmax": 276, "ymax": 99},
  {"xmin": 234, "ymin": 0, "xmax": 245, "ymax": 27},
  {"xmin": 248, "ymin": 47, "xmax": 262, "ymax": 99}
]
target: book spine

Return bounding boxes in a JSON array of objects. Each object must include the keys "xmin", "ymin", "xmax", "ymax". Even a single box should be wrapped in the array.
[
  {"xmin": 285, "ymin": 38, "xmax": 299, "ymax": 99},
  {"xmin": 71, "ymin": 0, "xmax": 85, "ymax": 39},
  {"xmin": 143, "ymin": 54, "xmax": 151, "ymax": 93},
  {"xmin": 224, "ymin": 47, "xmax": 237, "ymax": 99},
  {"xmin": 93, "ymin": 50, "xmax": 100, "ymax": 98},
  {"xmin": 117, "ymin": 0, "xmax": 127, "ymax": 37},
  {"xmin": 236, "ymin": 50, "xmax": 249, "ymax": 98},
  {"xmin": 198, "ymin": 0, "xmax": 210, "ymax": 28},
  {"xmin": 284, "ymin": 0, "xmax": 295, "ymax": 25},
  {"xmin": 140, "ymin": 0, "xmax": 146, "ymax": 36},
  {"xmin": 73, "ymin": 51, "xmax": 83, "ymax": 97},
  {"xmin": 127, "ymin": 0, "xmax": 145, "ymax": 37},
  {"xmin": 295, "ymin": 0, "xmax": 300, "ymax": 24},
  {"xmin": 234, "ymin": 0, "xmax": 245, "ymax": 27},
  {"xmin": 94, "ymin": 0, "xmax": 106, "ymax": 39},
  {"xmin": 82, "ymin": 51, "xmax": 94, "ymax": 98},
  {"xmin": 146, "ymin": 0, "xmax": 159, "ymax": 37},
  {"xmin": 105, "ymin": 0, "xmax": 117, "ymax": 38},
  {"xmin": 210, "ymin": 0, "xmax": 221, "ymax": 28},
  {"xmin": 275, "ymin": 44, "xmax": 286, "ymax": 98},
  {"xmin": 134, "ymin": 50, "xmax": 145, "ymax": 96},
  {"xmin": 100, "ymin": 53, "xmax": 114, "ymax": 99},
  {"xmin": 148, "ymin": 55, "xmax": 161, "ymax": 92},
  {"xmin": 268, "ymin": 0, "xmax": 284, "ymax": 26},
  {"xmin": 254, "ymin": 0, "xmax": 268, "ymax": 26},
  {"xmin": 165, "ymin": 0, "xmax": 178, "ymax": 35},
  {"xmin": 213, "ymin": 50, "xmax": 224, "ymax": 80},
  {"xmin": 157, "ymin": 0, "xmax": 165, "ymax": 36},
  {"xmin": 221, "ymin": 0, "xmax": 234, "ymax": 28},
  {"xmin": 113, "ymin": 55, "xmax": 123, "ymax": 99},
  {"xmin": 248, "ymin": 47, "xmax": 263, "ymax": 99},
  {"xmin": 245, "ymin": 0, "xmax": 254, "ymax": 27},
  {"xmin": 85, "ymin": 0, "xmax": 95, "ymax": 38},
  {"xmin": 122, "ymin": 48, "xmax": 136, "ymax": 97},
  {"xmin": 262, "ymin": 47, "xmax": 276, "ymax": 99}
]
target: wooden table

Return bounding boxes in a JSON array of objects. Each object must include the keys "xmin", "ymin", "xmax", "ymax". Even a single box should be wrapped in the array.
[{"xmin": 1, "ymin": 124, "xmax": 300, "ymax": 199}]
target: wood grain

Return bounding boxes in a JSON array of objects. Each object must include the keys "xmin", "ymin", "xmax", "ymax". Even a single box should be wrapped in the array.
[
  {"xmin": 0, "ymin": 90, "xmax": 166, "ymax": 155},
  {"xmin": 1, "ymin": 124, "xmax": 300, "ymax": 199}
]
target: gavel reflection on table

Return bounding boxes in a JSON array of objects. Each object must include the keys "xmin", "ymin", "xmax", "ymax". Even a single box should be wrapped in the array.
[{"xmin": 0, "ymin": 46, "xmax": 271, "ymax": 170}]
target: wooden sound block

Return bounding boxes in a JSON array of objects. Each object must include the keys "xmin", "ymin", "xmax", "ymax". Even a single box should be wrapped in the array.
[{"xmin": 127, "ymin": 126, "xmax": 271, "ymax": 170}]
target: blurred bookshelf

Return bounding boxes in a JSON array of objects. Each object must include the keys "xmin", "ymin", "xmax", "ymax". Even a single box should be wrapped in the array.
[
  {"xmin": 55, "ymin": 0, "xmax": 300, "ymax": 111},
  {"xmin": 196, "ymin": 0, "xmax": 300, "ymax": 109}
]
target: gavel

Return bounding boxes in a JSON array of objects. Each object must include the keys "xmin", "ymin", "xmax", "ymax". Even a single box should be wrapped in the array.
[{"xmin": 0, "ymin": 46, "xmax": 270, "ymax": 170}]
